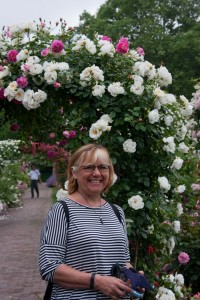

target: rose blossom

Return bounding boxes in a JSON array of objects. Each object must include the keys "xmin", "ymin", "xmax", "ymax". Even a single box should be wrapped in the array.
[
  {"xmin": 101, "ymin": 35, "xmax": 112, "ymax": 42},
  {"xmin": 54, "ymin": 82, "xmax": 61, "ymax": 88},
  {"xmin": 136, "ymin": 47, "xmax": 145, "ymax": 56},
  {"xmin": 128, "ymin": 195, "xmax": 144, "ymax": 210},
  {"xmin": 63, "ymin": 130, "xmax": 70, "ymax": 138},
  {"xmin": 171, "ymin": 157, "xmax": 183, "ymax": 170},
  {"xmin": 158, "ymin": 176, "xmax": 171, "ymax": 193},
  {"xmin": 16, "ymin": 76, "xmax": 28, "ymax": 88},
  {"xmin": 51, "ymin": 39, "xmax": 64, "ymax": 53},
  {"xmin": 178, "ymin": 252, "xmax": 190, "ymax": 264},
  {"xmin": 10, "ymin": 123, "xmax": 20, "ymax": 131},
  {"xmin": 116, "ymin": 37, "xmax": 129, "ymax": 54},
  {"xmin": 49, "ymin": 133, "xmax": 55, "ymax": 139},
  {"xmin": 41, "ymin": 48, "xmax": 50, "ymax": 56},
  {"xmin": 123, "ymin": 139, "xmax": 137, "ymax": 153},
  {"xmin": 69, "ymin": 130, "xmax": 76, "ymax": 139},
  {"xmin": 0, "ymin": 88, "xmax": 5, "ymax": 99},
  {"xmin": 7, "ymin": 49, "xmax": 18, "ymax": 62},
  {"xmin": 193, "ymin": 292, "xmax": 200, "ymax": 299}
]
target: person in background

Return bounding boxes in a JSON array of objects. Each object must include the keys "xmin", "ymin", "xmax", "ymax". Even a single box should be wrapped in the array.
[
  {"xmin": 39, "ymin": 143, "xmax": 134, "ymax": 300},
  {"xmin": 28, "ymin": 163, "xmax": 41, "ymax": 198}
]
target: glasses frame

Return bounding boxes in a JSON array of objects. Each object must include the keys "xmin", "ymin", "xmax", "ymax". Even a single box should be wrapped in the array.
[{"xmin": 80, "ymin": 164, "xmax": 110, "ymax": 174}]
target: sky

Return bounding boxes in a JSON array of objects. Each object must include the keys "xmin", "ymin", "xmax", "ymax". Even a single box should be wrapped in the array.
[{"xmin": 0, "ymin": 0, "xmax": 106, "ymax": 29}]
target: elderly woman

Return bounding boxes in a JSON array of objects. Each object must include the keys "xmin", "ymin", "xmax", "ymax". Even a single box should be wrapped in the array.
[{"xmin": 39, "ymin": 143, "xmax": 133, "ymax": 300}]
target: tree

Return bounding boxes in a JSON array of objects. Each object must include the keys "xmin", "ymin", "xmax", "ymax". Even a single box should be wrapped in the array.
[{"xmin": 78, "ymin": 0, "xmax": 200, "ymax": 98}]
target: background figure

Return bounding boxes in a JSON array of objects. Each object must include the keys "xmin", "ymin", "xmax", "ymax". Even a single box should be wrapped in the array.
[{"xmin": 28, "ymin": 164, "xmax": 41, "ymax": 198}]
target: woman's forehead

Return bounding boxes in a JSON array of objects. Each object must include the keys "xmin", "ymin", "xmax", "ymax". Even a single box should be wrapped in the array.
[{"xmin": 79, "ymin": 149, "xmax": 109, "ymax": 164}]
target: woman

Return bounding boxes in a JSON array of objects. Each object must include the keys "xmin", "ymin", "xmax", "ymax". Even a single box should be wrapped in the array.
[{"xmin": 39, "ymin": 143, "xmax": 133, "ymax": 299}]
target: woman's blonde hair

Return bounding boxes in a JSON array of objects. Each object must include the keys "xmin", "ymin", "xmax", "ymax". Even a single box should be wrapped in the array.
[{"xmin": 68, "ymin": 144, "xmax": 114, "ymax": 194}]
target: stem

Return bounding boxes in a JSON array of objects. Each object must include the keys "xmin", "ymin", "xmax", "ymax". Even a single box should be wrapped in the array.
[{"xmin": 133, "ymin": 241, "xmax": 139, "ymax": 269}]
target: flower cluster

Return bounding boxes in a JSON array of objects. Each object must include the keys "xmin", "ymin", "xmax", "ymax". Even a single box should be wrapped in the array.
[{"xmin": 0, "ymin": 139, "xmax": 21, "ymax": 166}]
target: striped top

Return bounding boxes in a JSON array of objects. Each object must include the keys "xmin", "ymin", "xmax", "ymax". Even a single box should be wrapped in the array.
[{"xmin": 39, "ymin": 198, "xmax": 130, "ymax": 300}]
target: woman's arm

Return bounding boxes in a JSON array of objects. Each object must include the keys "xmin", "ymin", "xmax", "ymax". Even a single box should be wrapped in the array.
[{"xmin": 54, "ymin": 263, "xmax": 133, "ymax": 299}]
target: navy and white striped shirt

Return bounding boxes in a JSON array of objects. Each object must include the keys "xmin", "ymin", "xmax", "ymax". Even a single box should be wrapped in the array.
[{"xmin": 39, "ymin": 198, "xmax": 130, "ymax": 299}]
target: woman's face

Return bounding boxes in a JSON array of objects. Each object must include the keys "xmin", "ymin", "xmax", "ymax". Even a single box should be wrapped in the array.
[{"xmin": 73, "ymin": 157, "xmax": 110, "ymax": 196}]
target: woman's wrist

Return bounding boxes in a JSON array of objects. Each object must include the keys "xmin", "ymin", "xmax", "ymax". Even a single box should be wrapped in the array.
[{"xmin": 90, "ymin": 273, "xmax": 96, "ymax": 289}]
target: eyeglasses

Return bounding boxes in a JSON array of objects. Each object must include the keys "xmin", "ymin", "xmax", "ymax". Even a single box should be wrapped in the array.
[{"xmin": 81, "ymin": 164, "xmax": 110, "ymax": 174}]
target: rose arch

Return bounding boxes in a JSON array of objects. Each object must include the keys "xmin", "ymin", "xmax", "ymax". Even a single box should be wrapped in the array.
[{"xmin": 0, "ymin": 20, "xmax": 199, "ymax": 298}]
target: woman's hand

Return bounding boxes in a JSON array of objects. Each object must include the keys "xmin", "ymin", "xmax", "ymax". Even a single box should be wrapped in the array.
[{"xmin": 94, "ymin": 274, "xmax": 132, "ymax": 299}]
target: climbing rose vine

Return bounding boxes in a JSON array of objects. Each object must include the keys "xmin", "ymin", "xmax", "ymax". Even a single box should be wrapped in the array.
[{"xmin": 0, "ymin": 20, "xmax": 199, "ymax": 298}]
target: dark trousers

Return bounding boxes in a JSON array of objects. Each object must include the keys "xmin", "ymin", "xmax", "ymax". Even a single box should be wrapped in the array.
[{"xmin": 31, "ymin": 180, "xmax": 39, "ymax": 198}]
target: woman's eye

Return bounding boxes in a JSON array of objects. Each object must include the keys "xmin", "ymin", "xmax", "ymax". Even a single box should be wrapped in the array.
[
  {"xmin": 84, "ymin": 166, "xmax": 94, "ymax": 172},
  {"xmin": 99, "ymin": 166, "xmax": 107, "ymax": 171}
]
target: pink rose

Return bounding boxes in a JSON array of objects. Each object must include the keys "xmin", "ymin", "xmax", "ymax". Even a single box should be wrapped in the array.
[
  {"xmin": 193, "ymin": 292, "xmax": 200, "ymax": 299},
  {"xmin": 5, "ymin": 30, "xmax": 13, "ymax": 38},
  {"xmin": 7, "ymin": 49, "xmax": 18, "ymax": 62},
  {"xmin": 69, "ymin": 130, "xmax": 76, "ymax": 139},
  {"xmin": 0, "ymin": 88, "xmax": 5, "ymax": 99},
  {"xmin": 102, "ymin": 36, "xmax": 112, "ymax": 42},
  {"xmin": 10, "ymin": 123, "xmax": 20, "ymax": 131},
  {"xmin": 0, "ymin": 65, "xmax": 4, "ymax": 71},
  {"xmin": 11, "ymin": 98, "xmax": 22, "ymax": 104},
  {"xmin": 54, "ymin": 82, "xmax": 61, "ymax": 88},
  {"xmin": 40, "ymin": 22, "xmax": 46, "ymax": 28},
  {"xmin": 47, "ymin": 150, "xmax": 56, "ymax": 159},
  {"xmin": 63, "ymin": 130, "xmax": 70, "ymax": 138},
  {"xmin": 22, "ymin": 64, "xmax": 30, "ymax": 72},
  {"xmin": 116, "ymin": 37, "xmax": 129, "ymax": 54},
  {"xmin": 59, "ymin": 107, "xmax": 64, "ymax": 114},
  {"xmin": 49, "ymin": 133, "xmax": 55, "ymax": 139},
  {"xmin": 178, "ymin": 252, "xmax": 190, "ymax": 264},
  {"xmin": 59, "ymin": 138, "xmax": 68, "ymax": 147},
  {"xmin": 41, "ymin": 48, "xmax": 50, "ymax": 56},
  {"xmin": 51, "ymin": 40, "xmax": 64, "ymax": 53},
  {"xmin": 136, "ymin": 47, "xmax": 145, "ymax": 56},
  {"xmin": 16, "ymin": 76, "xmax": 28, "ymax": 88}
]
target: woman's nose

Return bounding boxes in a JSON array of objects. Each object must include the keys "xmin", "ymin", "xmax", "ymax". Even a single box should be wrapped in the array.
[{"xmin": 92, "ymin": 166, "xmax": 101, "ymax": 175}]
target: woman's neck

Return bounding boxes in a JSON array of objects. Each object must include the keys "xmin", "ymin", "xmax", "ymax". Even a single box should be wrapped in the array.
[{"xmin": 76, "ymin": 190, "xmax": 102, "ymax": 207}]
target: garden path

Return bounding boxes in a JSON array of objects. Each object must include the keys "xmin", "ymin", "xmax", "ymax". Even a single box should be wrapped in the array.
[{"xmin": 0, "ymin": 183, "xmax": 52, "ymax": 300}]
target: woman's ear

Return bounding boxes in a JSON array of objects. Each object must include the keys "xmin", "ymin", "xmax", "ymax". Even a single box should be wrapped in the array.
[{"xmin": 71, "ymin": 166, "xmax": 77, "ymax": 179}]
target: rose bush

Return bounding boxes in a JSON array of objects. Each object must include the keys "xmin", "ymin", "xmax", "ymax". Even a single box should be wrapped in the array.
[{"xmin": 0, "ymin": 20, "xmax": 199, "ymax": 298}]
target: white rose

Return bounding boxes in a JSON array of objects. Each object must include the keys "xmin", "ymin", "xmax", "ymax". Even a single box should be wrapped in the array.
[
  {"xmin": 56, "ymin": 188, "xmax": 68, "ymax": 200},
  {"xmin": 92, "ymin": 85, "xmax": 105, "ymax": 97},
  {"xmin": 128, "ymin": 195, "xmax": 144, "ymax": 210},
  {"xmin": 89, "ymin": 123, "xmax": 102, "ymax": 140},
  {"xmin": 175, "ymin": 273, "xmax": 184, "ymax": 286},
  {"xmin": 178, "ymin": 142, "xmax": 189, "ymax": 153},
  {"xmin": 158, "ymin": 176, "xmax": 171, "ymax": 193},
  {"xmin": 123, "ymin": 139, "xmax": 137, "ymax": 153},
  {"xmin": 172, "ymin": 221, "xmax": 181, "ymax": 233},
  {"xmin": 167, "ymin": 236, "xmax": 175, "ymax": 254},
  {"xmin": 176, "ymin": 185, "xmax": 186, "ymax": 194},
  {"xmin": 164, "ymin": 115, "xmax": 174, "ymax": 126},
  {"xmin": 108, "ymin": 82, "xmax": 125, "ymax": 97},
  {"xmin": 177, "ymin": 203, "xmax": 183, "ymax": 216},
  {"xmin": 148, "ymin": 109, "xmax": 160, "ymax": 124},
  {"xmin": 171, "ymin": 157, "xmax": 183, "ymax": 170}
]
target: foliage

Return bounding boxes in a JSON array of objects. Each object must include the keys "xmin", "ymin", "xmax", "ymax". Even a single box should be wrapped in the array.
[
  {"xmin": 0, "ymin": 161, "xmax": 29, "ymax": 207},
  {"xmin": 0, "ymin": 109, "xmax": 21, "ymax": 140},
  {"xmin": 0, "ymin": 19, "xmax": 199, "ymax": 298},
  {"xmin": 0, "ymin": 139, "xmax": 21, "ymax": 167},
  {"xmin": 78, "ymin": 0, "xmax": 200, "ymax": 98}
]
